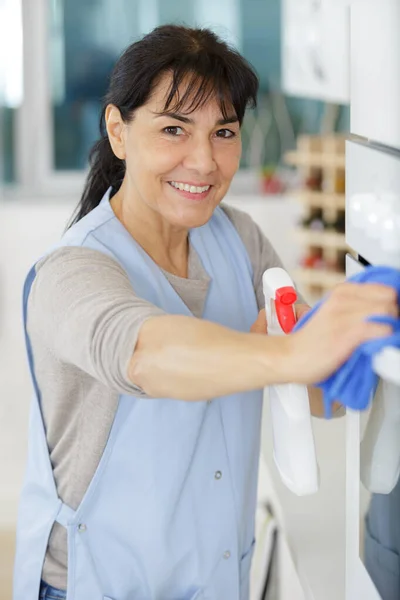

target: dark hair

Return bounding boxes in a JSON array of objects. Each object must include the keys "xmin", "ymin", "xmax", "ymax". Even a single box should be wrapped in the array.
[{"xmin": 69, "ymin": 24, "xmax": 259, "ymax": 226}]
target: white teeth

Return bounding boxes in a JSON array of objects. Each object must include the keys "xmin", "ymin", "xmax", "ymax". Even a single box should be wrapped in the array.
[{"xmin": 170, "ymin": 182, "xmax": 210, "ymax": 194}]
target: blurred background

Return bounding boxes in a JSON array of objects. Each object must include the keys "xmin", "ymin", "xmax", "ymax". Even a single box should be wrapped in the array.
[
  {"xmin": 0, "ymin": 1, "xmax": 351, "ymax": 599},
  {"xmin": 0, "ymin": 0, "xmax": 349, "ymax": 180}
]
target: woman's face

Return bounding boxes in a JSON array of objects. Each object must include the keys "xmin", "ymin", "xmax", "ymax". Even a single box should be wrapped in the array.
[{"xmin": 109, "ymin": 74, "xmax": 242, "ymax": 230}]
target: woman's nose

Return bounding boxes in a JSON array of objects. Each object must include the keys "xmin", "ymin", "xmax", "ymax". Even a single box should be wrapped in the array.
[{"xmin": 183, "ymin": 138, "xmax": 217, "ymax": 175}]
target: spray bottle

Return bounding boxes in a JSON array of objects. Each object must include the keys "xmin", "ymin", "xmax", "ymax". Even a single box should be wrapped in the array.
[
  {"xmin": 262, "ymin": 267, "xmax": 319, "ymax": 496},
  {"xmin": 360, "ymin": 347, "xmax": 400, "ymax": 494}
]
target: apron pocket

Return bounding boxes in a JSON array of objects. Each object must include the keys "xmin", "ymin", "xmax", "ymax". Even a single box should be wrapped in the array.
[{"xmin": 364, "ymin": 519, "xmax": 400, "ymax": 600}]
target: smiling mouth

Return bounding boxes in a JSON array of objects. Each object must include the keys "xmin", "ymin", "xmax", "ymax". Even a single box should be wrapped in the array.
[{"xmin": 168, "ymin": 181, "xmax": 212, "ymax": 195}]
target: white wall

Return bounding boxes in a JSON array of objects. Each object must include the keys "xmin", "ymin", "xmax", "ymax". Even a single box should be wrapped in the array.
[{"xmin": 0, "ymin": 198, "xmax": 73, "ymax": 527}]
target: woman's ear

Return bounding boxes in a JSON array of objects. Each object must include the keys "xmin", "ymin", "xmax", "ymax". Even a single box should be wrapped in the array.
[{"xmin": 105, "ymin": 104, "xmax": 126, "ymax": 160}]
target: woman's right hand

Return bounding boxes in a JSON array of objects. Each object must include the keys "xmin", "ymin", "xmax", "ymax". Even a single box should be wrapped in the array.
[{"xmin": 286, "ymin": 282, "xmax": 398, "ymax": 385}]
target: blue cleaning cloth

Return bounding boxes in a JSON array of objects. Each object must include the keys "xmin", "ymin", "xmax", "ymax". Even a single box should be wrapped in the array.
[{"xmin": 294, "ymin": 266, "xmax": 400, "ymax": 418}]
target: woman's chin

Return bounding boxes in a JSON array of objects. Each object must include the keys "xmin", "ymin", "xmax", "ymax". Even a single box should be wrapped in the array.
[{"xmin": 167, "ymin": 204, "xmax": 217, "ymax": 230}]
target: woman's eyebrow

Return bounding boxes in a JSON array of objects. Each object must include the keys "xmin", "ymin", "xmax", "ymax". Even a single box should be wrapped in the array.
[{"xmin": 153, "ymin": 111, "xmax": 239, "ymax": 126}]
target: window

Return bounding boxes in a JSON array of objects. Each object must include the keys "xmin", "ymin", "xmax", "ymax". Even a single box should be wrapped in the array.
[
  {"xmin": 49, "ymin": 0, "xmax": 242, "ymax": 172},
  {"xmin": 0, "ymin": 0, "xmax": 23, "ymax": 183},
  {"xmin": 13, "ymin": 0, "xmax": 348, "ymax": 192}
]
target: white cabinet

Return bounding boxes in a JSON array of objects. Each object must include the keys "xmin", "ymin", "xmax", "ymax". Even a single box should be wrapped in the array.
[
  {"xmin": 350, "ymin": 0, "xmax": 400, "ymax": 150},
  {"xmin": 282, "ymin": 0, "xmax": 350, "ymax": 103},
  {"xmin": 346, "ymin": 140, "xmax": 400, "ymax": 269},
  {"xmin": 345, "ymin": 255, "xmax": 382, "ymax": 600},
  {"xmin": 346, "ymin": 2, "xmax": 400, "ymax": 599}
]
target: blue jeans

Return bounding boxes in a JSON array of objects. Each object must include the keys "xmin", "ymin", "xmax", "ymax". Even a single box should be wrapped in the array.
[{"xmin": 39, "ymin": 580, "xmax": 66, "ymax": 599}]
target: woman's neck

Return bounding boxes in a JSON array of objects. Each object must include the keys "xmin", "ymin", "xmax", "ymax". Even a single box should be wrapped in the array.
[{"xmin": 110, "ymin": 182, "xmax": 189, "ymax": 278}]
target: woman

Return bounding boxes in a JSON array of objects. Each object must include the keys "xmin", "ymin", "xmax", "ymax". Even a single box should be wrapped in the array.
[{"xmin": 14, "ymin": 25, "xmax": 396, "ymax": 600}]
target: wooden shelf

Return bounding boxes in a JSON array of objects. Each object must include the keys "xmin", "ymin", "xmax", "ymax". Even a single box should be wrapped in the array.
[
  {"xmin": 287, "ymin": 135, "xmax": 347, "ymax": 300},
  {"xmin": 290, "ymin": 191, "xmax": 345, "ymax": 210},
  {"xmin": 294, "ymin": 228, "xmax": 348, "ymax": 250},
  {"xmin": 284, "ymin": 150, "xmax": 346, "ymax": 169},
  {"xmin": 294, "ymin": 268, "xmax": 345, "ymax": 288}
]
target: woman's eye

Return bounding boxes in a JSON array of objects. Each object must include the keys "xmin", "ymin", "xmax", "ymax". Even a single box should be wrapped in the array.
[
  {"xmin": 163, "ymin": 126, "xmax": 184, "ymax": 136},
  {"xmin": 216, "ymin": 129, "xmax": 236, "ymax": 139}
]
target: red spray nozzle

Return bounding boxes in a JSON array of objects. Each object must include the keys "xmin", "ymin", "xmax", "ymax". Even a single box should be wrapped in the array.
[{"xmin": 275, "ymin": 286, "xmax": 297, "ymax": 333}]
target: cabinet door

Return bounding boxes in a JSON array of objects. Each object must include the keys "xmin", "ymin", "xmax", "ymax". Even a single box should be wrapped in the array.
[
  {"xmin": 282, "ymin": 0, "xmax": 350, "ymax": 103},
  {"xmin": 345, "ymin": 254, "xmax": 400, "ymax": 600},
  {"xmin": 345, "ymin": 254, "xmax": 381, "ymax": 600},
  {"xmin": 346, "ymin": 140, "xmax": 400, "ymax": 269},
  {"xmin": 350, "ymin": 0, "xmax": 400, "ymax": 150}
]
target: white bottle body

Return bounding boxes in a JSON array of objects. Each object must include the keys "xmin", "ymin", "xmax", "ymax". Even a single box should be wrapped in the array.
[{"xmin": 263, "ymin": 267, "xmax": 319, "ymax": 496}]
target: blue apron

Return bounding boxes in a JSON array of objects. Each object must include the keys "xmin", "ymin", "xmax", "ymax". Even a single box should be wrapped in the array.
[{"xmin": 13, "ymin": 190, "xmax": 263, "ymax": 600}]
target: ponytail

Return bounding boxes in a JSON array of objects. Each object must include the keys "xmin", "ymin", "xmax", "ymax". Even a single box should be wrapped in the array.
[{"xmin": 68, "ymin": 133, "xmax": 125, "ymax": 227}]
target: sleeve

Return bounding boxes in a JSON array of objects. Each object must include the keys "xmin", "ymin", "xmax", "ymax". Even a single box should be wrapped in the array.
[
  {"xmin": 221, "ymin": 204, "xmax": 307, "ymax": 310},
  {"xmin": 27, "ymin": 246, "xmax": 166, "ymax": 395}
]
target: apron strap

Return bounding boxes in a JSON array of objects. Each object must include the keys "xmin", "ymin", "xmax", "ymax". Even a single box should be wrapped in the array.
[
  {"xmin": 22, "ymin": 264, "xmax": 63, "ymax": 499},
  {"xmin": 23, "ymin": 265, "xmax": 42, "ymax": 402}
]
